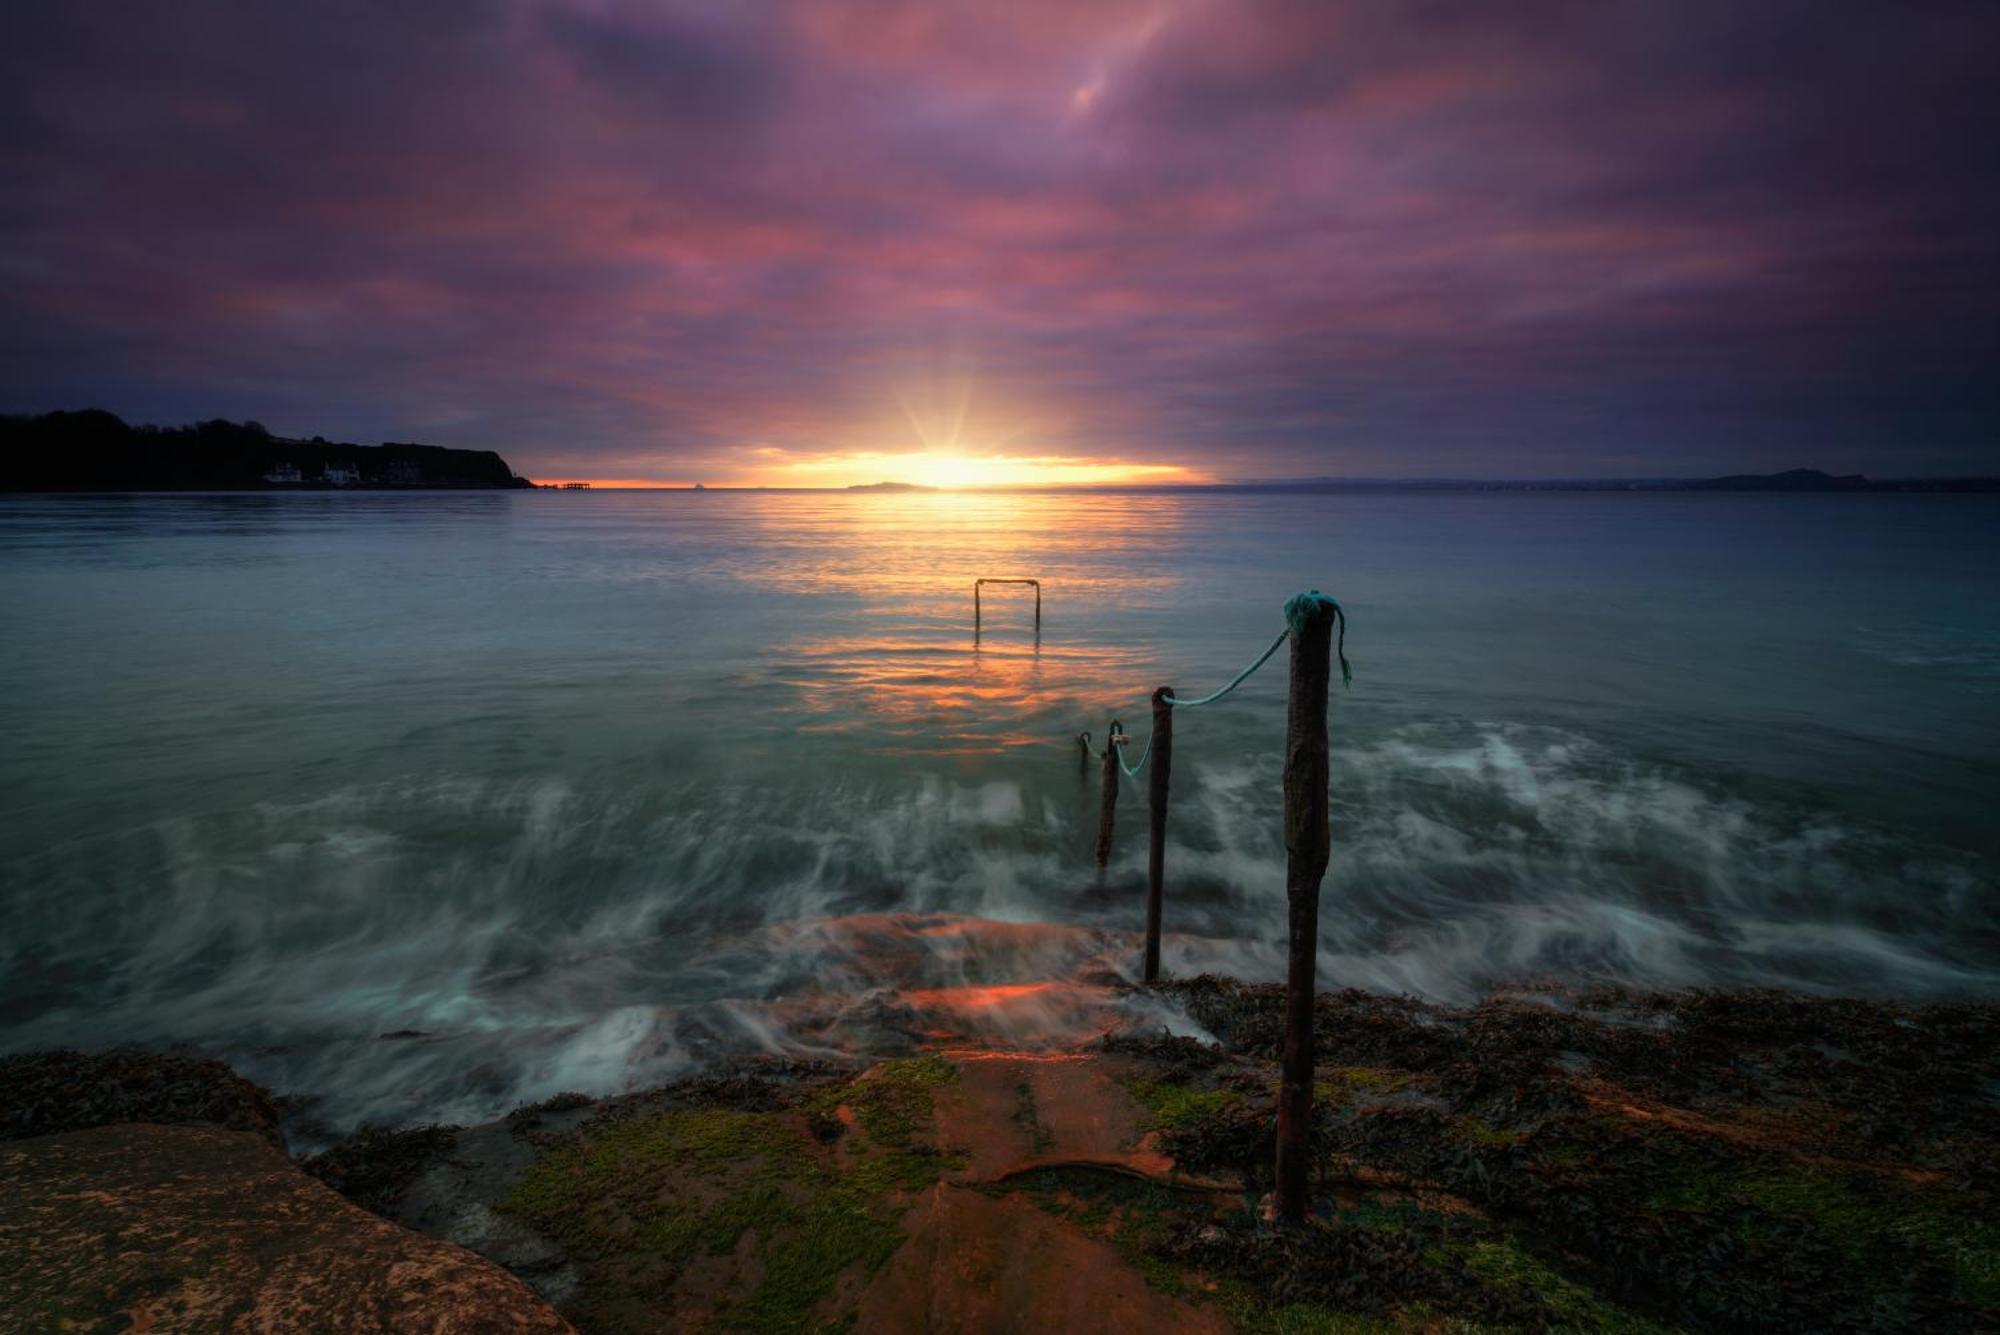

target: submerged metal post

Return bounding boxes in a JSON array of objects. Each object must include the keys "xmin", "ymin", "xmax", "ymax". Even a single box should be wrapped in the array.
[
  {"xmin": 1275, "ymin": 594, "xmax": 1334, "ymax": 1227},
  {"xmin": 1144, "ymin": 686, "xmax": 1174, "ymax": 983},
  {"xmin": 1095, "ymin": 722, "xmax": 1122, "ymax": 869},
  {"xmin": 973, "ymin": 578, "xmax": 1041, "ymax": 635}
]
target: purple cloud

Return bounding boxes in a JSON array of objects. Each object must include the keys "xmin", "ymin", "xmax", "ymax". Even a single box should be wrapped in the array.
[{"xmin": 2, "ymin": 0, "xmax": 1994, "ymax": 480}]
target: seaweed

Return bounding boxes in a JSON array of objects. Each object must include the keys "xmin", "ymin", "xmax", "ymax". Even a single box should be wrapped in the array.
[
  {"xmin": 300, "ymin": 1122, "xmax": 462, "ymax": 1215},
  {"xmin": 1125, "ymin": 979, "xmax": 2000, "ymax": 1332},
  {"xmin": 1097, "ymin": 1029, "xmax": 1230, "ymax": 1082},
  {"xmin": 0, "ymin": 1048, "xmax": 284, "ymax": 1148}
]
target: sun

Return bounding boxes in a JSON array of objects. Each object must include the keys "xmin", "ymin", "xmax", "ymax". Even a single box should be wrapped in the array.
[
  {"xmin": 907, "ymin": 452, "xmax": 1201, "ymax": 488},
  {"xmin": 738, "ymin": 449, "xmax": 1203, "ymax": 488},
  {"xmin": 718, "ymin": 380, "xmax": 1212, "ymax": 488},
  {"xmin": 910, "ymin": 453, "xmax": 992, "ymax": 488}
]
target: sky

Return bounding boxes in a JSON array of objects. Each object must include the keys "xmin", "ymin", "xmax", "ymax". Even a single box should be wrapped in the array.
[{"xmin": 2, "ymin": 1, "xmax": 1995, "ymax": 486}]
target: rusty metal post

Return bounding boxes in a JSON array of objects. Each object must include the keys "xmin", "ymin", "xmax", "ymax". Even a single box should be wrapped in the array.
[
  {"xmin": 1144, "ymin": 687, "xmax": 1174, "ymax": 983},
  {"xmin": 1094, "ymin": 722, "xmax": 1121, "ymax": 869},
  {"xmin": 975, "ymin": 578, "xmax": 1040, "ymax": 634},
  {"xmin": 1275, "ymin": 595, "xmax": 1334, "ymax": 1226}
]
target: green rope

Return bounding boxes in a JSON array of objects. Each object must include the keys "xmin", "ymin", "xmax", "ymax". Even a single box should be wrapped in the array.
[
  {"xmin": 1161, "ymin": 628, "xmax": 1289, "ymax": 708},
  {"xmin": 1163, "ymin": 592, "xmax": 1351, "ymax": 707},
  {"xmin": 1107, "ymin": 722, "xmax": 1152, "ymax": 777},
  {"xmin": 1093, "ymin": 590, "xmax": 1351, "ymax": 778},
  {"xmin": 1283, "ymin": 589, "xmax": 1352, "ymax": 688}
]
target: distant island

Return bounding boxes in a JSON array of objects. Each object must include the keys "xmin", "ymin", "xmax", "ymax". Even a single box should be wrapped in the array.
[
  {"xmin": 1247, "ymin": 467, "xmax": 1998, "ymax": 493},
  {"xmin": 0, "ymin": 410, "xmax": 532, "ymax": 491},
  {"xmin": 844, "ymin": 481, "xmax": 934, "ymax": 492}
]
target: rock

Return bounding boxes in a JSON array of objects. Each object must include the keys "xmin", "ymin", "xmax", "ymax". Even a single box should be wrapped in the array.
[
  {"xmin": 302, "ymin": 1121, "xmax": 463, "ymax": 1216},
  {"xmin": 0, "ymin": 1123, "xmax": 573, "ymax": 1333},
  {"xmin": 0, "ymin": 1048, "xmax": 284, "ymax": 1148},
  {"xmin": 393, "ymin": 1120, "xmax": 581, "ymax": 1308},
  {"xmin": 933, "ymin": 1050, "xmax": 1234, "ymax": 1190}
]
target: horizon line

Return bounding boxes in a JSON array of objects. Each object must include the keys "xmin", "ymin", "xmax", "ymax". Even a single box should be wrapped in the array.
[{"xmin": 527, "ymin": 471, "xmax": 2000, "ymax": 492}]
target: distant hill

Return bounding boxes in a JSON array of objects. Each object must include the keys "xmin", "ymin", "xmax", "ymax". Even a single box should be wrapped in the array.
[
  {"xmin": 1244, "ymin": 468, "xmax": 1998, "ymax": 493},
  {"xmin": 0, "ymin": 410, "xmax": 532, "ymax": 491},
  {"xmin": 1683, "ymin": 468, "xmax": 1868, "ymax": 491}
]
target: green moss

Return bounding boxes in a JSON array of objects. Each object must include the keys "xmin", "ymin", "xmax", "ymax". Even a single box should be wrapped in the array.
[
  {"xmin": 829, "ymin": 1053, "xmax": 957, "ymax": 1147},
  {"xmin": 1310, "ymin": 1067, "xmax": 1422, "ymax": 1111},
  {"xmin": 1458, "ymin": 1236, "xmax": 1679, "ymax": 1334},
  {"xmin": 1652, "ymin": 1164, "xmax": 2000, "ymax": 1308},
  {"xmin": 1331, "ymin": 1199, "xmax": 1424, "ymax": 1234},
  {"xmin": 845, "ymin": 1146, "xmax": 959, "ymax": 1196},
  {"xmin": 730, "ymin": 1191, "xmax": 906, "ymax": 1334},
  {"xmin": 1531, "ymin": 1145, "xmax": 1590, "ymax": 1172},
  {"xmin": 1013, "ymin": 1078, "xmax": 1056, "ymax": 1155},
  {"xmin": 1002, "ymin": 1166, "xmax": 1194, "ymax": 1297},
  {"xmin": 1658, "ymin": 1167, "xmax": 1858, "ymax": 1245},
  {"xmin": 1326, "ymin": 1067, "xmax": 1417, "ymax": 1098},
  {"xmin": 1125, "ymin": 1078, "xmax": 1242, "ymax": 1131},
  {"xmin": 1226, "ymin": 1293, "xmax": 1390, "ymax": 1334},
  {"xmin": 1739, "ymin": 1168, "xmax": 1873, "ymax": 1232},
  {"xmin": 1898, "ymin": 1212, "xmax": 2000, "ymax": 1307},
  {"xmin": 1217, "ymin": 1284, "xmax": 1501, "ymax": 1335},
  {"xmin": 502, "ymin": 1108, "xmax": 803, "ymax": 1258},
  {"xmin": 502, "ymin": 1062, "xmax": 965, "ymax": 1330},
  {"xmin": 1454, "ymin": 1116, "xmax": 1525, "ymax": 1149}
]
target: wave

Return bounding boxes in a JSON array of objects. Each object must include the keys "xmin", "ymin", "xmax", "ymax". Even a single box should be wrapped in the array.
[{"xmin": 1, "ymin": 719, "xmax": 1991, "ymax": 1137}]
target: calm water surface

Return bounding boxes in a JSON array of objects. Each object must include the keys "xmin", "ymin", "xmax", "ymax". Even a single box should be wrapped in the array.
[{"xmin": 2, "ymin": 490, "xmax": 1996, "ymax": 1132}]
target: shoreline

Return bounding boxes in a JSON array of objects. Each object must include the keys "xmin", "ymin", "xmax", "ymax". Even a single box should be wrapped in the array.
[{"xmin": 7, "ymin": 979, "xmax": 1997, "ymax": 1331}]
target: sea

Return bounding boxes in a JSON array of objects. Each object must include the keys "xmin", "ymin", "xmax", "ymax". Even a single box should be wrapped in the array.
[{"xmin": 2, "ymin": 488, "xmax": 1995, "ymax": 1137}]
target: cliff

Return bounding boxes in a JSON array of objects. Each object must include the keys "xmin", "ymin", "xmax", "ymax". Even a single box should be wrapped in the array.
[{"xmin": 0, "ymin": 409, "xmax": 533, "ymax": 490}]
